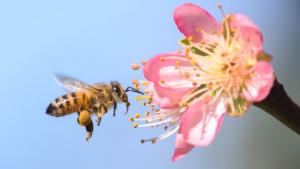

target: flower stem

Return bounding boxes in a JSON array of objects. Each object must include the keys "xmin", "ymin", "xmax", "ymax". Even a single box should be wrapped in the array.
[{"xmin": 254, "ymin": 79, "xmax": 300, "ymax": 134}]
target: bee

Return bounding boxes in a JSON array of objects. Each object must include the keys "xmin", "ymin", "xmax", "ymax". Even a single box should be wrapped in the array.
[{"xmin": 46, "ymin": 74, "xmax": 143, "ymax": 141}]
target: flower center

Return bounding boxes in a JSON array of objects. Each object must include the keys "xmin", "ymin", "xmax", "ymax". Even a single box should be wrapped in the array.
[{"xmin": 178, "ymin": 12, "xmax": 256, "ymax": 116}]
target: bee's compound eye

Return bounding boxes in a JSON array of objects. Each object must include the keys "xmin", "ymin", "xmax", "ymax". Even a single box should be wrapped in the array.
[{"xmin": 113, "ymin": 86, "xmax": 121, "ymax": 96}]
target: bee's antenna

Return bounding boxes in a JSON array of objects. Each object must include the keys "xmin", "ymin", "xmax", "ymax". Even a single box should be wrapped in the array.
[{"xmin": 125, "ymin": 87, "xmax": 144, "ymax": 95}]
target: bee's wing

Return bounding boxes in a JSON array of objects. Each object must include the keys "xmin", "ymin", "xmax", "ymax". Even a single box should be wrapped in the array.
[{"xmin": 54, "ymin": 73, "xmax": 99, "ymax": 93}]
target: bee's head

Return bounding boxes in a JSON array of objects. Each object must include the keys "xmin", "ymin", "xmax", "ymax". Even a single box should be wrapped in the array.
[
  {"xmin": 111, "ymin": 81, "xmax": 130, "ymax": 114},
  {"xmin": 111, "ymin": 81, "xmax": 144, "ymax": 114}
]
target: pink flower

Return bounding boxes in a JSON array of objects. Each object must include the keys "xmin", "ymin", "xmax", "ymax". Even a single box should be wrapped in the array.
[{"xmin": 131, "ymin": 3, "xmax": 274, "ymax": 161}]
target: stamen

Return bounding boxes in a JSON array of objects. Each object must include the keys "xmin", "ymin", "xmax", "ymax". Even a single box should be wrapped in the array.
[
  {"xmin": 131, "ymin": 63, "xmax": 140, "ymax": 70},
  {"xmin": 175, "ymin": 60, "xmax": 181, "ymax": 69},
  {"xmin": 141, "ymin": 137, "xmax": 158, "ymax": 144},
  {"xmin": 185, "ymin": 48, "xmax": 190, "ymax": 57},
  {"xmin": 183, "ymin": 72, "xmax": 190, "ymax": 79},
  {"xmin": 136, "ymin": 117, "xmax": 179, "ymax": 128},
  {"xmin": 133, "ymin": 123, "xmax": 139, "ymax": 128},
  {"xmin": 140, "ymin": 125, "xmax": 180, "ymax": 144},
  {"xmin": 159, "ymin": 79, "xmax": 165, "ymax": 84},
  {"xmin": 144, "ymin": 89, "xmax": 149, "ymax": 94},
  {"xmin": 182, "ymin": 87, "xmax": 209, "ymax": 104},
  {"xmin": 177, "ymin": 49, "xmax": 182, "ymax": 53},
  {"xmin": 217, "ymin": 3, "xmax": 231, "ymax": 47},
  {"xmin": 132, "ymin": 79, "xmax": 139, "ymax": 85},
  {"xmin": 141, "ymin": 60, "xmax": 147, "ymax": 65},
  {"xmin": 134, "ymin": 113, "xmax": 141, "ymax": 118},
  {"xmin": 156, "ymin": 125, "xmax": 180, "ymax": 141},
  {"xmin": 142, "ymin": 81, "xmax": 150, "ymax": 86},
  {"xmin": 192, "ymin": 43, "xmax": 215, "ymax": 56},
  {"xmin": 187, "ymin": 36, "xmax": 193, "ymax": 41}
]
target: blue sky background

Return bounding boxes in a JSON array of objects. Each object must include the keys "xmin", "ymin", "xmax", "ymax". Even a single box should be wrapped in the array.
[{"xmin": 0, "ymin": 0, "xmax": 299, "ymax": 169}]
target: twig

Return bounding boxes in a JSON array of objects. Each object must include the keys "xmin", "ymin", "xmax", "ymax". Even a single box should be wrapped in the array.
[{"xmin": 254, "ymin": 79, "xmax": 300, "ymax": 134}]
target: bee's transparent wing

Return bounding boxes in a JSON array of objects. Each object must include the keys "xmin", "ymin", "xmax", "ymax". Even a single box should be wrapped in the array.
[{"xmin": 54, "ymin": 73, "xmax": 99, "ymax": 93}]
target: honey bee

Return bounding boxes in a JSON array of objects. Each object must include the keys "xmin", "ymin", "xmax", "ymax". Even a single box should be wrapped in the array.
[{"xmin": 46, "ymin": 74, "xmax": 143, "ymax": 141}]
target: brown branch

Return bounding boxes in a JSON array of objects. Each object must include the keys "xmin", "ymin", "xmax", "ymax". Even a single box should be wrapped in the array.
[{"xmin": 254, "ymin": 79, "xmax": 300, "ymax": 134}]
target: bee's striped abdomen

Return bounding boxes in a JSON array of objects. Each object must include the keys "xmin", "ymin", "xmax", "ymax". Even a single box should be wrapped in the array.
[{"xmin": 46, "ymin": 92, "xmax": 91, "ymax": 117}]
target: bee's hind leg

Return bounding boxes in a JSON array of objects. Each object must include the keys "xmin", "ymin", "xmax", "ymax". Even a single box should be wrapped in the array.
[
  {"xmin": 85, "ymin": 121, "xmax": 93, "ymax": 142},
  {"xmin": 77, "ymin": 106, "xmax": 93, "ymax": 141},
  {"xmin": 96, "ymin": 103, "xmax": 107, "ymax": 126}
]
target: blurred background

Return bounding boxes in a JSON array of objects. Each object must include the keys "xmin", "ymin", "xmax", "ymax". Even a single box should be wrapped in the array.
[{"xmin": 0, "ymin": 0, "xmax": 299, "ymax": 168}]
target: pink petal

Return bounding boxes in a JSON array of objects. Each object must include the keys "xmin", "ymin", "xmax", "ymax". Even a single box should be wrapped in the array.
[
  {"xmin": 172, "ymin": 133, "xmax": 194, "ymax": 162},
  {"xmin": 153, "ymin": 84, "xmax": 193, "ymax": 109},
  {"xmin": 180, "ymin": 97, "xmax": 227, "ymax": 146},
  {"xmin": 243, "ymin": 61, "xmax": 274, "ymax": 102},
  {"xmin": 151, "ymin": 89, "xmax": 179, "ymax": 109},
  {"xmin": 143, "ymin": 53, "xmax": 191, "ymax": 84},
  {"xmin": 227, "ymin": 14, "xmax": 263, "ymax": 54},
  {"xmin": 143, "ymin": 53, "xmax": 195, "ymax": 109},
  {"xmin": 174, "ymin": 3, "xmax": 220, "ymax": 42}
]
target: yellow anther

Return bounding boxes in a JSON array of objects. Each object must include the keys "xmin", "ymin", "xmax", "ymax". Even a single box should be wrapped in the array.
[
  {"xmin": 228, "ymin": 47, "xmax": 234, "ymax": 53},
  {"xmin": 134, "ymin": 113, "xmax": 141, "ymax": 118},
  {"xmin": 187, "ymin": 36, "xmax": 193, "ymax": 41},
  {"xmin": 216, "ymin": 3, "xmax": 222, "ymax": 9},
  {"xmin": 190, "ymin": 59, "xmax": 198, "ymax": 67},
  {"xmin": 133, "ymin": 123, "xmax": 139, "ymax": 128},
  {"xmin": 175, "ymin": 60, "xmax": 181, "ymax": 69},
  {"xmin": 207, "ymin": 83, "xmax": 213, "ymax": 89},
  {"xmin": 132, "ymin": 79, "xmax": 139, "ymax": 85},
  {"xmin": 142, "ymin": 81, "xmax": 150, "ymax": 86},
  {"xmin": 180, "ymin": 102, "xmax": 188, "ymax": 107},
  {"xmin": 235, "ymin": 42, "xmax": 241, "ymax": 50},
  {"xmin": 196, "ymin": 27, "xmax": 203, "ymax": 32},
  {"xmin": 144, "ymin": 89, "xmax": 150, "ymax": 94},
  {"xmin": 135, "ymin": 95, "xmax": 150, "ymax": 101},
  {"xmin": 183, "ymin": 72, "xmax": 190, "ymax": 79},
  {"xmin": 129, "ymin": 117, "xmax": 135, "ymax": 122},
  {"xmin": 169, "ymin": 119, "xmax": 175, "ymax": 125},
  {"xmin": 186, "ymin": 55, "xmax": 192, "ymax": 60},
  {"xmin": 184, "ymin": 48, "xmax": 190, "ymax": 56},
  {"xmin": 159, "ymin": 79, "xmax": 165, "ymax": 84},
  {"xmin": 146, "ymin": 112, "xmax": 150, "ymax": 117},
  {"xmin": 221, "ymin": 52, "xmax": 228, "ymax": 57},
  {"xmin": 131, "ymin": 63, "xmax": 140, "ymax": 70},
  {"xmin": 246, "ymin": 58, "xmax": 256, "ymax": 67},
  {"xmin": 141, "ymin": 60, "xmax": 147, "ymax": 65},
  {"xmin": 151, "ymin": 139, "xmax": 157, "ymax": 144}
]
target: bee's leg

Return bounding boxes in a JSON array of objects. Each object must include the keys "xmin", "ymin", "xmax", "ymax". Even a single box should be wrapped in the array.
[
  {"xmin": 113, "ymin": 102, "xmax": 117, "ymax": 117},
  {"xmin": 77, "ymin": 106, "xmax": 92, "ymax": 126},
  {"xmin": 85, "ymin": 121, "xmax": 93, "ymax": 142},
  {"xmin": 96, "ymin": 103, "xmax": 107, "ymax": 126},
  {"xmin": 77, "ymin": 106, "xmax": 93, "ymax": 141}
]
